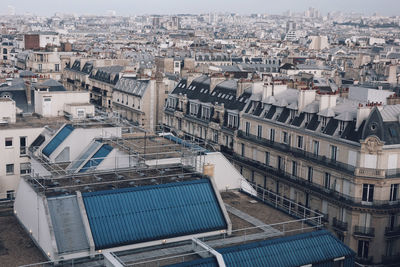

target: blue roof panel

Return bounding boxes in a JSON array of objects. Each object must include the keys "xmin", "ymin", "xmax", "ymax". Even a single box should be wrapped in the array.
[
  {"xmin": 42, "ymin": 124, "xmax": 74, "ymax": 157},
  {"xmin": 82, "ymin": 179, "xmax": 227, "ymax": 250},
  {"xmin": 79, "ymin": 144, "xmax": 113, "ymax": 173},
  {"xmin": 168, "ymin": 230, "xmax": 354, "ymax": 267},
  {"xmin": 219, "ymin": 230, "xmax": 354, "ymax": 267}
]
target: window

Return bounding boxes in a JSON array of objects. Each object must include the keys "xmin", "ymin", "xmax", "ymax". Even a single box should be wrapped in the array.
[
  {"xmin": 324, "ymin": 172, "xmax": 331, "ymax": 189},
  {"xmin": 213, "ymin": 130, "xmax": 218, "ymax": 143},
  {"xmin": 20, "ymin": 162, "xmax": 31, "ymax": 175},
  {"xmin": 6, "ymin": 190, "xmax": 14, "ymax": 200},
  {"xmin": 189, "ymin": 102, "xmax": 198, "ymax": 116},
  {"xmin": 331, "ymin": 145, "xmax": 338, "ymax": 161},
  {"xmin": 20, "ymin": 137, "xmax": 27, "ymax": 155},
  {"xmin": 55, "ymin": 64, "xmax": 60, "ymax": 72},
  {"xmin": 228, "ymin": 113, "xmax": 238, "ymax": 128},
  {"xmin": 201, "ymin": 106, "xmax": 210, "ymax": 119},
  {"xmin": 357, "ymin": 240, "xmax": 369, "ymax": 259},
  {"xmin": 241, "ymin": 143, "xmax": 245, "ymax": 157},
  {"xmin": 265, "ymin": 152, "xmax": 270, "ymax": 166},
  {"xmin": 77, "ymin": 109, "xmax": 85, "ymax": 118},
  {"xmin": 257, "ymin": 125, "xmax": 262, "ymax": 138},
  {"xmin": 313, "ymin": 140, "xmax": 319, "ymax": 155},
  {"xmin": 308, "ymin": 166, "xmax": 313, "ymax": 182},
  {"xmin": 38, "ymin": 64, "xmax": 42, "ymax": 71},
  {"xmin": 362, "ymin": 184, "xmax": 374, "ymax": 203},
  {"xmin": 390, "ymin": 184, "xmax": 399, "ymax": 202},
  {"xmin": 278, "ymin": 156, "xmax": 285, "ymax": 171},
  {"xmin": 297, "ymin": 136, "xmax": 303, "ymax": 149},
  {"xmin": 5, "ymin": 137, "xmax": 12, "ymax": 147},
  {"xmin": 292, "ymin": 161, "xmax": 297, "ymax": 176},
  {"xmin": 305, "ymin": 193, "xmax": 310, "ymax": 208},
  {"xmin": 270, "ymin": 128, "xmax": 275, "ymax": 142},
  {"xmin": 252, "ymin": 148, "xmax": 257, "ymax": 160},
  {"xmin": 245, "ymin": 122, "xmax": 250, "ymax": 135},
  {"xmin": 178, "ymin": 118, "xmax": 182, "ymax": 130},
  {"xmin": 282, "ymin": 131, "xmax": 289, "ymax": 144},
  {"xmin": 6, "ymin": 164, "xmax": 14, "ymax": 175}
]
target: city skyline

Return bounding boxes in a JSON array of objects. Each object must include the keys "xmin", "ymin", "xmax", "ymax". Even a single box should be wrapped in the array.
[{"xmin": 2, "ymin": 0, "xmax": 400, "ymax": 16}]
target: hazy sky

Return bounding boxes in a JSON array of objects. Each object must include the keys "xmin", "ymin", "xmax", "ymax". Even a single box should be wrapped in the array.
[{"xmin": 4, "ymin": 0, "xmax": 400, "ymax": 16}]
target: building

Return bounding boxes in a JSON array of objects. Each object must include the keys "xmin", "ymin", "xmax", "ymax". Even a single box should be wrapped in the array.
[
  {"xmin": 12, "ymin": 126, "xmax": 353, "ymax": 266},
  {"xmin": 164, "ymin": 77, "xmax": 400, "ymax": 265},
  {"xmin": 112, "ymin": 77, "xmax": 165, "ymax": 131},
  {"xmin": 24, "ymin": 32, "xmax": 60, "ymax": 50}
]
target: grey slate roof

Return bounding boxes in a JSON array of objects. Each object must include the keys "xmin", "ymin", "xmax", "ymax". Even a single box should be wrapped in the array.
[{"xmin": 114, "ymin": 78, "xmax": 149, "ymax": 97}]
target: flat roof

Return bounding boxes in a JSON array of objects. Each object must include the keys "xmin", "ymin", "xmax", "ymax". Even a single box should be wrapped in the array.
[{"xmin": 7, "ymin": 188, "xmax": 321, "ymax": 266}]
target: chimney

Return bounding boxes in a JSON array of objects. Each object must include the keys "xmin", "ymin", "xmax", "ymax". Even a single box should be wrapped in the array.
[
  {"xmin": 210, "ymin": 74, "xmax": 225, "ymax": 92},
  {"xmin": 237, "ymin": 79, "xmax": 252, "ymax": 97},
  {"xmin": 388, "ymin": 65, "xmax": 397, "ymax": 85},
  {"xmin": 25, "ymin": 81, "xmax": 32, "ymax": 105},
  {"xmin": 356, "ymin": 104, "xmax": 372, "ymax": 130},
  {"xmin": 203, "ymin": 163, "xmax": 215, "ymax": 177},
  {"xmin": 318, "ymin": 92, "xmax": 338, "ymax": 111},
  {"xmin": 187, "ymin": 72, "xmax": 202, "ymax": 87},
  {"xmin": 298, "ymin": 89, "xmax": 316, "ymax": 112}
]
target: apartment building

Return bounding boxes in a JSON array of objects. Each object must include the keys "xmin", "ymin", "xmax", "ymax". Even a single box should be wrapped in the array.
[
  {"xmin": 164, "ymin": 77, "xmax": 400, "ymax": 265},
  {"xmin": 26, "ymin": 51, "xmax": 73, "ymax": 81}
]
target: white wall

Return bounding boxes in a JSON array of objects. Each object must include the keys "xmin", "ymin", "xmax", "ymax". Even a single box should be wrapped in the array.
[
  {"xmin": 14, "ymin": 179, "xmax": 56, "ymax": 260},
  {"xmin": 39, "ymin": 34, "xmax": 60, "ymax": 48},
  {"xmin": 349, "ymin": 86, "xmax": 394, "ymax": 105},
  {"xmin": 35, "ymin": 91, "xmax": 92, "ymax": 117},
  {"xmin": 96, "ymin": 149, "xmax": 135, "ymax": 171},
  {"xmin": 0, "ymin": 100, "xmax": 16, "ymax": 123},
  {"xmin": 146, "ymin": 152, "xmax": 256, "ymax": 193},
  {"xmin": 0, "ymin": 127, "xmax": 43, "ymax": 194}
]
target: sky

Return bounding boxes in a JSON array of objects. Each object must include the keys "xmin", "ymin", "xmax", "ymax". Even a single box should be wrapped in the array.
[{"xmin": 3, "ymin": 0, "xmax": 400, "ymax": 16}]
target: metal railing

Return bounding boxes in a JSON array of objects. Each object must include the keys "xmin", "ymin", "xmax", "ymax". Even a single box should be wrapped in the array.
[
  {"xmin": 246, "ymin": 182, "xmax": 324, "ymax": 226},
  {"xmin": 385, "ymin": 226, "xmax": 400, "ymax": 237},
  {"xmin": 238, "ymin": 130, "xmax": 400, "ymax": 178},
  {"xmin": 354, "ymin": 226, "xmax": 375, "ymax": 237},
  {"xmin": 226, "ymin": 150, "xmax": 400, "ymax": 208},
  {"xmin": 332, "ymin": 217, "xmax": 348, "ymax": 232},
  {"xmin": 237, "ymin": 130, "xmax": 356, "ymax": 174}
]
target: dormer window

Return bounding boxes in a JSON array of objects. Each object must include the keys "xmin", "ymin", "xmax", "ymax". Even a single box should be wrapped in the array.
[
  {"xmin": 306, "ymin": 113, "xmax": 312, "ymax": 123},
  {"xmin": 201, "ymin": 106, "xmax": 210, "ymax": 120},
  {"xmin": 189, "ymin": 102, "xmax": 198, "ymax": 116},
  {"xmin": 339, "ymin": 121, "xmax": 345, "ymax": 132},
  {"xmin": 167, "ymin": 97, "xmax": 176, "ymax": 109},
  {"xmin": 228, "ymin": 113, "xmax": 238, "ymax": 128},
  {"xmin": 321, "ymin": 117, "xmax": 328, "ymax": 127}
]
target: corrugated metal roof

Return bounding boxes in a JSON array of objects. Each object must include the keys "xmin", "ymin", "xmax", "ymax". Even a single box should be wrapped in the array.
[
  {"xmin": 47, "ymin": 195, "xmax": 90, "ymax": 254},
  {"xmin": 42, "ymin": 124, "xmax": 74, "ymax": 157},
  {"xmin": 220, "ymin": 230, "xmax": 354, "ymax": 267},
  {"xmin": 82, "ymin": 179, "xmax": 227, "ymax": 250},
  {"xmin": 169, "ymin": 230, "xmax": 354, "ymax": 267}
]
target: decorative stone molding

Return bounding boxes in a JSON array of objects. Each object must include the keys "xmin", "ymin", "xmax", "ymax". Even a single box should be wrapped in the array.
[{"xmin": 360, "ymin": 136, "xmax": 384, "ymax": 155}]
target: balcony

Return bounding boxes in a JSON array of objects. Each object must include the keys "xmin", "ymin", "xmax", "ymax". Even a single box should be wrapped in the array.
[
  {"xmin": 385, "ymin": 226, "xmax": 400, "ymax": 238},
  {"xmin": 354, "ymin": 226, "xmax": 375, "ymax": 237},
  {"xmin": 382, "ymin": 254, "xmax": 400, "ymax": 265},
  {"xmin": 332, "ymin": 217, "xmax": 348, "ymax": 232},
  {"xmin": 355, "ymin": 256, "xmax": 374, "ymax": 265},
  {"xmin": 237, "ymin": 130, "xmax": 355, "ymax": 175}
]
